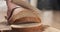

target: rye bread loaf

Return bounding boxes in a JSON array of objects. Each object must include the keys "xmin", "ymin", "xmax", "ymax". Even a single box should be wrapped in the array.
[{"xmin": 8, "ymin": 8, "xmax": 41, "ymax": 24}]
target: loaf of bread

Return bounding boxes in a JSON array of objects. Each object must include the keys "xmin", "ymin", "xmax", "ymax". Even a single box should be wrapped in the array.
[{"xmin": 8, "ymin": 8, "xmax": 41, "ymax": 24}]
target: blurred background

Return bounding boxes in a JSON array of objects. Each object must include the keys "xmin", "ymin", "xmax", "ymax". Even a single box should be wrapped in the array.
[{"xmin": 0, "ymin": 0, "xmax": 60, "ymax": 30}]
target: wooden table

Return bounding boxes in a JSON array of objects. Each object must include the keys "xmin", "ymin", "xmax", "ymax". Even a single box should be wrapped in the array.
[{"xmin": 43, "ymin": 27, "xmax": 60, "ymax": 32}]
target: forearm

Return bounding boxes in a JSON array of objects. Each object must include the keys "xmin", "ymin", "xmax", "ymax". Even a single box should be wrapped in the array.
[
  {"xmin": 11, "ymin": 0, "xmax": 39, "ymax": 11},
  {"xmin": 11, "ymin": 0, "xmax": 41, "ymax": 17}
]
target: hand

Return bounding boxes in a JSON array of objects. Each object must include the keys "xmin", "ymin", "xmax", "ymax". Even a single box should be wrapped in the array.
[
  {"xmin": 6, "ymin": 0, "xmax": 20, "ymax": 19},
  {"xmin": 5, "ymin": 0, "xmax": 11, "ymax": 1}
]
